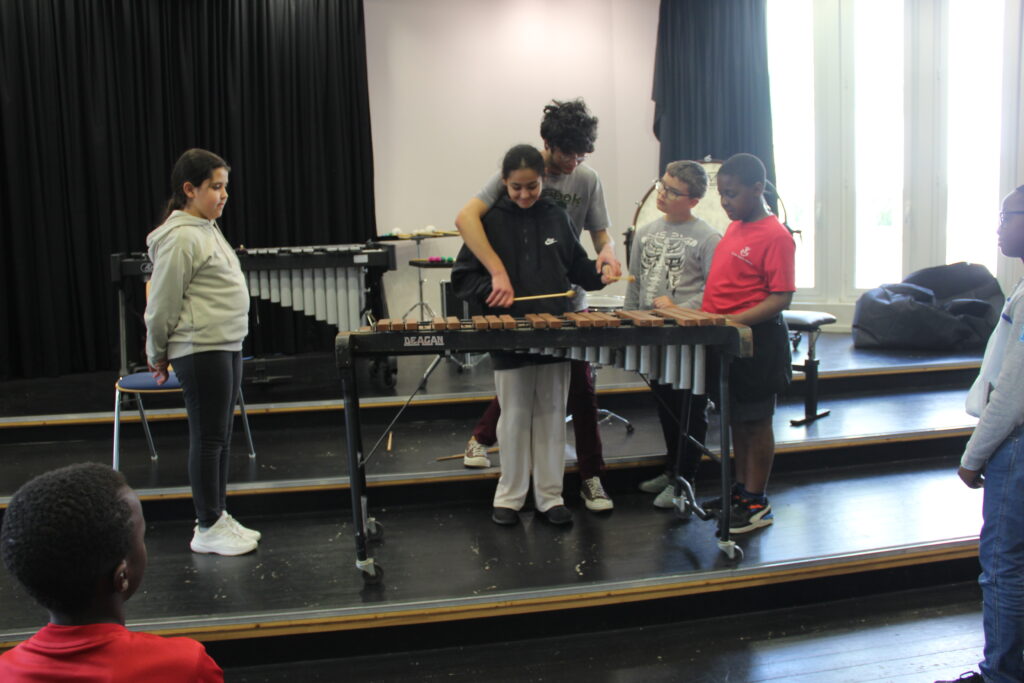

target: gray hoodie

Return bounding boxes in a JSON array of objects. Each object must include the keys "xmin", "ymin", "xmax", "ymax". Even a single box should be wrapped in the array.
[{"xmin": 144, "ymin": 211, "xmax": 250, "ymax": 365}]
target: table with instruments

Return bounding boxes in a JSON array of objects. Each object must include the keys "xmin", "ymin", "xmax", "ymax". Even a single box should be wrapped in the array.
[
  {"xmin": 335, "ymin": 306, "xmax": 753, "ymax": 583},
  {"xmin": 111, "ymin": 242, "xmax": 396, "ymax": 376}
]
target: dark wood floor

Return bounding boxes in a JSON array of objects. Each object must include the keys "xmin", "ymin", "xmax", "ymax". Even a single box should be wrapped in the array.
[
  {"xmin": 0, "ymin": 332, "xmax": 989, "ymax": 680},
  {"xmin": 0, "ymin": 453, "xmax": 981, "ymax": 640},
  {"xmin": 222, "ymin": 581, "xmax": 985, "ymax": 683}
]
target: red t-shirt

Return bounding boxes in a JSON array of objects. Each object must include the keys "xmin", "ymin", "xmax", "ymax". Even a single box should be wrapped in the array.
[
  {"xmin": 0, "ymin": 622, "xmax": 223, "ymax": 682},
  {"xmin": 702, "ymin": 215, "xmax": 795, "ymax": 314}
]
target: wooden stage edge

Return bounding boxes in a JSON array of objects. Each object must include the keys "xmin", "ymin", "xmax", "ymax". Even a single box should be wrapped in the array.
[{"xmin": 0, "ymin": 539, "xmax": 975, "ymax": 649}]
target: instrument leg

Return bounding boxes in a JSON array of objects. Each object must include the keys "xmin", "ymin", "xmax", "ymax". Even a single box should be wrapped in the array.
[
  {"xmin": 342, "ymin": 368, "xmax": 383, "ymax": 583},
  {"xmin": 716, "ymin": 355, "xmax": 742, "ymax": 561}
]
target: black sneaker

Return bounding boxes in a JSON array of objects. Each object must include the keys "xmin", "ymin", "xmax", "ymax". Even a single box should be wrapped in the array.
[
  {"xmin": 934, "ymin": 673, "xmax": 984, "ymax": 683},
  {"xmin": 539, "ymin": 505, "xmax": 573, "ymax": 525},
  {"xmin": 700, "ymin": 489, "xmax": 742, "ymax": 512},
  {"xmin": 491, "ymin": 507, "xmax": 520, "ymax": 526},
  {"xmin": 728, "ymin": 497, "xmax": 773, "ymax": 534}
]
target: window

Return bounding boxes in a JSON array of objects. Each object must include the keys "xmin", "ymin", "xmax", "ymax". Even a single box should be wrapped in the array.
[
  {"xmin": 852, "ymin": 0, "xmax": 904, "ymax": 289},
  {"xmin": 767, "ymin": 0, "xmax": 816, "ymax": 289},
  {"xmin": 767, "ymin": 0, "xmax": 1013, "ymax": 308},
  {"xmin": 945, "ymin": 0, "xmax": 1004, "ymax": 272}
]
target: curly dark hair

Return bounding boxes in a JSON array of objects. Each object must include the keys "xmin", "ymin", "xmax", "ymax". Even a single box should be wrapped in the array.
[
  {"xmin": 718, "ymin": 153, "xmax": 767, "ymax": 188},
  {"xmin": 539, "ymin": 99, "xmax": 598, "ymax": 156},
  {"xmin": 1, "ymin": 463, "xmax": 133, "ymax": 614}
]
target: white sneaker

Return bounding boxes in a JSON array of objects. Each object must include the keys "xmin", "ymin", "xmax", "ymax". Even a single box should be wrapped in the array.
[
  {"xmin": 190, "ymin": 514, "xmax": 258, "ymax": 556},
  {"xmin": 463, "ymin": 437, "xmax": 492, "ymax": 468},
  {"xmin": 653, "ymin": 483, "xmax": 677, "ymax": 509},
  {"xmin": 639, "ymin": 472, "xmax": 671, "ymax": 493},
  {"xmin": 223, "ymin": 511, "xmax": 261, "ymax": 542},
  {"xmin": 580, "ymin": 476, "xmax": 614, "ymax": 512}
]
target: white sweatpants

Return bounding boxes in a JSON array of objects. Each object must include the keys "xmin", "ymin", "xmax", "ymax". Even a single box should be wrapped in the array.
[{"xmin": 493, "ymin": 361, "xmax": 571, "ymax": 512}]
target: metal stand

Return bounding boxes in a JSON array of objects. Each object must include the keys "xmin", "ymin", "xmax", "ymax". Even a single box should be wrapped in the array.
[
  {"xmin": 401, "ymin": 236, "xmax": 438, "ymax": 322},
  {"xmin": 666, "ymin": 355, "xmax": 742, "ymax": 561}
]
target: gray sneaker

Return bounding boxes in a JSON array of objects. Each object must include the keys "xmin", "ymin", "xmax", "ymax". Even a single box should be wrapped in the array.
[
  {"xmin": 463, "ymin": 437, "xmax": 492, "ymax": 468},
  {"xmin": 580, "ymin": 477, "xmax": 614, "ymax": 511},
  {"xmin": 653, "ymin": 483, "xmax": 677, "ymax": 509},
  {"xmin": 639, "ymin": 472, "xmax": 670, "ymax": 493}
]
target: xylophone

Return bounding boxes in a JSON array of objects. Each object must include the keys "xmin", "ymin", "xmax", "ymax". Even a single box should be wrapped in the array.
[
  {"xmin": 111, "ymin": 243, "xmax": 396, "ymax": 375},
  {"xmin": 335, "ymin": 306, "xmax": 753, "ymax": 583}
]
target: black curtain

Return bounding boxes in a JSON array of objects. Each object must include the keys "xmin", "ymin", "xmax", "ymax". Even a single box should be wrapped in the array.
[
  {"xmin": 652, "ymin": 0, "xmax": 776, "ymax": 184},
  {"xmin": 0, "ymin": 0, "xmax": 376, "ymax": 380}
]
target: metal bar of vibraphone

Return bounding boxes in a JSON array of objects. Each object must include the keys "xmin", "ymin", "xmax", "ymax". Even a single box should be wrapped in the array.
[
  {"xmin": 260, "ymin": 270, "xmax": 271, "ymax": 304},
  {"xmin": 303, "ymin": 268, "xmax": 315, "ymax": 316},
  {"xmin": 347, "ymin": 267, "xmax": 362, "ymax": 329},
  {"xmin": 339, "ymin": 266, "xmax": 352, "ymax": 331},
  {"xmin": 270, "ymin": 269, "xmax": 280, "ymax": 304},
  {"xmin": 325, "ymin": 268, "xmax": 338, "ymax": 326},
  {"xmin": 313, "ymin": 268, "xmax": 327, "ymax": 322},
  {"xmin": 280, "ymin": 269, "xmax": 292, "ymax": 308}
]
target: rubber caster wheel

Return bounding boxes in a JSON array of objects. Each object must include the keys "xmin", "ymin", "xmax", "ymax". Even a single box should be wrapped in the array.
[
  {"xmin": 361, "ymin": 565, "xmax": 384, "ymax": 585},
  {"xmin": 367, "ymin": 519, "xmax": 384, "ymax": 542},
  {"xmin": 626, "ymin": 424, "xmax": 635, "ymax": 434}
]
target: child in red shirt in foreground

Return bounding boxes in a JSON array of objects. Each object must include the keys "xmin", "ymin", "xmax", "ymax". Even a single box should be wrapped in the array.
[
  {"xmin": 0, "ymin": 463, "xmax": 223, "ymax": 682},
  {"xmin": 702, "ymin": 153, "xmax": 796, "ymax": 533}
]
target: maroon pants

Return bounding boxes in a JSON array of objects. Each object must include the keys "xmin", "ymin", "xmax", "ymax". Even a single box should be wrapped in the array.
[{"xmin": 472, "ymin": 359, "xmax": 605, "ymax": 479}]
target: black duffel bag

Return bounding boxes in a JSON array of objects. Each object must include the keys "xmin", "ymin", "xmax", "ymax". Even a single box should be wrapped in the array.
[{"xmin": 852, "ymin": 262, "xmax": 1004, "ymax": 350}]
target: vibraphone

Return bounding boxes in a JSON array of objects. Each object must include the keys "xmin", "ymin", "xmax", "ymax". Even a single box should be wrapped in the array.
[
  {"xmin": 335, "ymin": 306, "xmax": 754, "ymax": 583},
  {"xmin": 111, "ymin": 243, "xmax": 396, "ymax": 375}
]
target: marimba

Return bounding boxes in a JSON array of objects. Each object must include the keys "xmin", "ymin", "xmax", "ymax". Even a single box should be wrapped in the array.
[
  {"xmin": 111, "ymin": 243, "xmax": 396, "ymax": 375},
  {"xmin": 335, "ymin": 307, "xmax": 753, "ymax": 583}
]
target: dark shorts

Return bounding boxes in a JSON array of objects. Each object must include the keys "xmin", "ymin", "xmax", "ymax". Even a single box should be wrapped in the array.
[{"xmin": 709, "ymin": 314, "xmax": 792, "ymax": 422}]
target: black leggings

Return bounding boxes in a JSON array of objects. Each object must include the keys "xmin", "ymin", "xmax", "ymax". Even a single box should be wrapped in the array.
[{"xmin": 173, "ymin": 351, "xmax": 242, "ymax": 527}]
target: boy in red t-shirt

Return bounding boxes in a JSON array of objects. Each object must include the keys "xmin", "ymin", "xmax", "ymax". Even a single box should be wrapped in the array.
[
  {"xmin": 0, "ymin": 463, "xmax": 223, "ymax": 682},
  {"xmin": 702, "ymin": 153, "xmax": 795, "ymax": 533}
]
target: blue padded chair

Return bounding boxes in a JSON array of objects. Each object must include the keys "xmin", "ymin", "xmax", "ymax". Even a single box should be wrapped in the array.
[{"xmin": 113, "ymin": 370, "xmax": 256, "ymax": 470}]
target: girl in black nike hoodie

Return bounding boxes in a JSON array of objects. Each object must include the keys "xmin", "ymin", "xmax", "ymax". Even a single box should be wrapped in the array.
[{"xmin": 451, "ymin": 144, "xmax": 608, "ymax": 526}]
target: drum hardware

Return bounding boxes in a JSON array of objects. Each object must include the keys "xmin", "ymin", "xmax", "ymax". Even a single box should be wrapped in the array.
[{"xmin": 401, "ymin": 235, "xmax": 441, "ymax": 322}]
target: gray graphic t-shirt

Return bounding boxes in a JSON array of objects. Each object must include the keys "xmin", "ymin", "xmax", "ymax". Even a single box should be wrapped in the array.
[{"xmin": 625, "ymin": 215, "xmax": 720, "ymax": 310}]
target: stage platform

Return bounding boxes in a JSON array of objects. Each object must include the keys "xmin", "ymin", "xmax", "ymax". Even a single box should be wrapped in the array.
[{"xmin": 0, "ymin": 331, "xmax": 988, "ymax": 679}]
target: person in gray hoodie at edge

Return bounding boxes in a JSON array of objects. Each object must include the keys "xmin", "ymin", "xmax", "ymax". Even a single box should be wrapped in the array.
[{"xmin": 144, "ymin": 148, "xmax": 259, "ymax": 557}]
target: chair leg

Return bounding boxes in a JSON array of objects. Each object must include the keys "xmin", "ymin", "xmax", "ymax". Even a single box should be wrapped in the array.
[
  {"xmin": 136, "ymin": 395, "xmax": 159, "ymax": 461},
  {"xmin": 238, "ymin": 391, "xmax": 257, "ymax": 459},
  {"xmin": 113, "ymin": 389, "xmax": 122, "ymax": 470}
]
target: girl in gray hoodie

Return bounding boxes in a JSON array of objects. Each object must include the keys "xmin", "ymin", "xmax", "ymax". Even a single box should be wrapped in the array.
[{"xmin": 144, "ymin": 149, "xmax": 258, "ymax": 557}]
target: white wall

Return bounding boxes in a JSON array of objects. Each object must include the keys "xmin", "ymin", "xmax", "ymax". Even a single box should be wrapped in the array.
[{"xmin": 364, "ymin": 0, "xmax": 662, "ymax": 320}]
